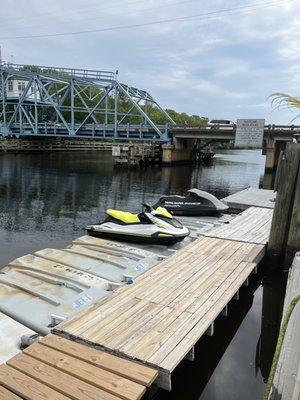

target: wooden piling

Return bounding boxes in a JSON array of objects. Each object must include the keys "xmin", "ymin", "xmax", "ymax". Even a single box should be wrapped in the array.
[
  {"xmin": 285, "ymin": 165, "xmax": 300, "ymax": 268},
  {"xmin": 267, "ymin": 143, "xmax": 300, "ymax": 268}
]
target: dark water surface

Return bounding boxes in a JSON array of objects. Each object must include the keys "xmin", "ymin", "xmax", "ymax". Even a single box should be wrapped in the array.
[{"xmin": 0, "ymin": 149, "xmax": 283, "ymax": 400}]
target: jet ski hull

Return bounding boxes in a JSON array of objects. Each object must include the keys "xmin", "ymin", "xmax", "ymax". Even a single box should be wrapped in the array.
[
  {"xmin": 153, "ymin": 189, "xmax": 229, "ymax": 216},
  {"xmin": 86, "ymin": 229, "xmax": 187, "ymax": 245},
  {"xmin": 156, "ymin": 205, "xmax": 221, "ymax": 216},
  {"xmin": 86, "ymin": 206, "xmax": 190, "ymax": 245}
]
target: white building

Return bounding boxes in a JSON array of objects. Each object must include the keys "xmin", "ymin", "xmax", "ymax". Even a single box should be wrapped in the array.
[{"xmin": 5, "ymin": 79, "xmax": 40, "ymax": 100}]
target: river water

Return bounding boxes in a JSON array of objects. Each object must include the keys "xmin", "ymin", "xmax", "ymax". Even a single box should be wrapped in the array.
[{"xmin": 0, "ymin": 149, "xmax": 284, "ymax": 400}]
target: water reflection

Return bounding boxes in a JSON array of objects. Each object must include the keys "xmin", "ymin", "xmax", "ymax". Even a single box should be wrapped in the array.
[
  {"xmin": 256, "ymin": 269, "xmax": 287, "ymax": 381},
  {"xmin": 0, "ymin": 149, "xmax": 265, "ymax": 274}
]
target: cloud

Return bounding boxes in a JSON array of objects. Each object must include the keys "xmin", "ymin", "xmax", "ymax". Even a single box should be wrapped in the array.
[
  {"xmin": 196, "ymin": 79, "xmax": 249, "ymax": 100},
  {"xmin": 214, "ymin": 59, "xmax": 250, "ymax": 78},
  {"xmin": 0, "ymin": 0, "xmax": 299, "ymax": 123}
]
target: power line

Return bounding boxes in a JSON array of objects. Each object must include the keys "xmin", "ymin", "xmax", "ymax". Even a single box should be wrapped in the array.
[
  {"xmin": 0, "ymin": 0, "xmax": 202, "ymax": 32},
  {"xmin": 0, "ymin": 0, "xmax": 196, "ymax": 27},
  {"xmin": 0, "ymin": 0, "xmax": 292, "ymax": 40},
  {"xmin": 0, "ymin": 0, "xmax": 137, "ymax": 25}
]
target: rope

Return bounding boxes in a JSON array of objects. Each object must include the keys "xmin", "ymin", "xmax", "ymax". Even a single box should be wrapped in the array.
[{"xmin": 263, "ymin": 294, "xmax": 300, "ymax": 400}]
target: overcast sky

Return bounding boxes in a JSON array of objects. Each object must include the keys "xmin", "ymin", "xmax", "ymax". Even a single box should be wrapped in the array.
[{"xmin": 0, "ymin": 0, "xmax": 299, "ymax": 123}]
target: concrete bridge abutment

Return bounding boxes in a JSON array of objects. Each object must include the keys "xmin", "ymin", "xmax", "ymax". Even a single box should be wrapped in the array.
[{"xmin": 162, "ymin": 137, "xmax": 196, "ymax": 166}]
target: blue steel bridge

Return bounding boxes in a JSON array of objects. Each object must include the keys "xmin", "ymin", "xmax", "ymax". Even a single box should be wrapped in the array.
[
  {"xmin": 0, "ymin": 62, "xmax": 174, "ymax": 141},
  {"xmin": 1, "ymin": 62, "xmax": 299, "ymax": 146}
]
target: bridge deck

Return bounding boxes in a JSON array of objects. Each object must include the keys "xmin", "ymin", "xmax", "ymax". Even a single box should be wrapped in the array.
[
  {"xmin": 0, "ymin": 334, "xmax": 157, "ymax": 400},
  {"xmin": 55, "ymin": 206, "xmax": 269, "ymax": 390}
]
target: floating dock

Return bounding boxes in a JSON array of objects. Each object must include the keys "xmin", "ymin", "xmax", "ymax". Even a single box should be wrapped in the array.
[
  {"xmin": 55, "ymin": 205, "xmax": 272, "ymax": 390},
  {"xmin": 0, "ymin": 188, "xmax": 279, "ymax": 396},
  {"xmin": 0, "ymin": 334, "xmax": 157, "ymax": 400},
  {"xmin": 222, "ymin": 187, "xmax": 276, "ymax": 210},
  {"xmin": 202, "ymin": 206, "xmax": 273, "ymax": 244}
]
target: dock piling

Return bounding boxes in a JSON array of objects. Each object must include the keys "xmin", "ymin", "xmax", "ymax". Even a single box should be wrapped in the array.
[{"xmin": 267, "ymin": 143, "xmax": 300, "ymax": 269}]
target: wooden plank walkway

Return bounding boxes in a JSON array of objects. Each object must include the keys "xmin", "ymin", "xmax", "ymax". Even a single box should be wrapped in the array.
[
  {"xmin": 222, "ymin": 187, "xmax": 276, "ymax": 210},
  {"xmin": 55, "ymin": 234, "xmax": 265, "ymax": 390},
  {"xmin": 202, "ymin": 206, "xmax": 273, "ymax": 244},
  {"xmin": 0, "ymin": 334, "xmax": 157, "ymax": 400}
]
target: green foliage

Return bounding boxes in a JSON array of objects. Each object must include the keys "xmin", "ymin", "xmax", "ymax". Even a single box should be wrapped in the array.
[{"xmin": 147, "ymin": 105, "xmax": 207, "ymax": 126}]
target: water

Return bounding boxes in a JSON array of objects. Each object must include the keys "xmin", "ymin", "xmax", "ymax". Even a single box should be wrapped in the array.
[{"xmin": 0, "ymin": 149, "xmax": 283, "ymax": 399}]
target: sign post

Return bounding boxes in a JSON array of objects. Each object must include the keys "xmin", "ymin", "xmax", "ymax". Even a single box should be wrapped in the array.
[{"xmin": 234, "ymin": 119, "xmax": 265, "ymax": 148}]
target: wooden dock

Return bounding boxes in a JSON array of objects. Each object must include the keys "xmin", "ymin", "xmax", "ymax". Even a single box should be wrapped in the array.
[
  {"xmin": 0, "ymin": 334, "xmax": 157, "ymax": 400},
  {"xmin": 55, "ymin": 205, "xmax": 272, "ymax": 390},
  {"xmin": 202, "ymin": 206, "xmax": 273, "ymax": 244},
  {"xmin": 0, "ymin": 189, "xmax": 278, "ymax": 396},
  {"xmin": 222, "ymin": 187, "xmax": 276, "ymax": 210}
]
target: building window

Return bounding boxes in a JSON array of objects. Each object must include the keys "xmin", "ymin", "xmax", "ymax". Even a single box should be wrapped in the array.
[
  {"xmin": 18, "ymin": 81, "xmax": 26, "ymax": 92},
  {"xmin": 7, "ymin": 80, "xmax": 13, "ymax": 91}
]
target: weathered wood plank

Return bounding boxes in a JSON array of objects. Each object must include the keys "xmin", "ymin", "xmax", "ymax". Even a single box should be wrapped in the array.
[
  {"xmin": 7, "ymin": 353, "xmax": 121, "ymax": 400},
  {"xmin": 55, "ymin": 224, "xmax": 267, "ymax": 391},
  {"xmin": 161, "ymin": 262, "xmax": 257, "ymax": 371},
  {"xmin": 268, "ymin": 143, "xmax": 300, "ymax": 263},
  {"xmin": 24, "ymin": 343, "xmax": 145, "ymax": 400},
  {"xmin": 285, "ymin": 159, "xmax": 300, "ymax": 268},
  {"xmin": 148, "ymin": 262, "xmax": 255, "ymax": 366},
  {"xmin": 203, "ymin": 207, "xmax": 273, "ymax": 244},
  {"xmin": 0, "ymin": 385, "xmax": 23, "ymax": 399},
  {"xmin": 41, "ymin": 334, "xmax": 158, "ymax": 386},
  {"xmin": 222, "ymin": 187, "xmax": 276, "ymax": 210},
  {"xmin": 270, "ymin": 253, "xmax": 300, "ymax": 399},
  {"xmin": 0, "ymin": 364, "xmax": 69, "ymax": 400}
]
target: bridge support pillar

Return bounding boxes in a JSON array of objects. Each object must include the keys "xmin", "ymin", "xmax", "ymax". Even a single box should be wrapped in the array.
[
  {"xmin": 264, "ymin": 138, "xmax": 289, "ymax": 173},
  {"xmin": 162, "ymin": 138, "xmax": 195, "ymax": 166},
  {"xmin": 264, "ymin": 138, "xmax": 277, "ymax": 173}
]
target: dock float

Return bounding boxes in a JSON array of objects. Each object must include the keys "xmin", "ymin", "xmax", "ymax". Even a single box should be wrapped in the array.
[
  {"xmin": 0, "ymin": 334, "xmax": 157, "ymax": 400},
  {"xmin": 222, "ymin": 187, "xmax": 276, "ymax": 210},
  {"xmin": 55, "ymin": 205, "xmax": 271, "ymax": 391}
]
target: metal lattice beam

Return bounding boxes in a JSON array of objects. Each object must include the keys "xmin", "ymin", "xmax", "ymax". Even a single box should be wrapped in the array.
[{"xmin": 0, "ymin": 62, "xmax": 174, "ymax": 140}]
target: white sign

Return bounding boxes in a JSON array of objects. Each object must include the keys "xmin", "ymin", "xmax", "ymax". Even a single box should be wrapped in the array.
[
  {"xmin": 112, "ymin": 146, "xmax": 120, "ymax": 156},
  {"xmin": 234, "ymin": 119, "xmax": 265, "ymax": 148}
]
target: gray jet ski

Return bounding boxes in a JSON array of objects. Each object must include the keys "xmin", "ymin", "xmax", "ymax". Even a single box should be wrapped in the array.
[{"xmin": 153, "ymin": 189, "xmax": 229, "ymax": 216}]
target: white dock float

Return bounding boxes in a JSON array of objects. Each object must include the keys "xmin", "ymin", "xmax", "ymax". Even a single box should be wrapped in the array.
[{"xmin": 222, "ymin": 187, "xmax": 276, "ymax": 210}]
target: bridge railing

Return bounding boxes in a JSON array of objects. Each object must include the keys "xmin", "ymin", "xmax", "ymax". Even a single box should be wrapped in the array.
[
  {"xmin": 264, "ymin": 124, "xmax": 300, "ymax": 131},
  {"xmin": 0, "ymin": 62, "xmax": 116, "ymax": 81},
  {"xmin": 172, "ymin": 124, "xmax": 300, "ymax": 132},
  {"xmin": 4, "ymin": 122, "xmax": 169, "ymax": 140}
]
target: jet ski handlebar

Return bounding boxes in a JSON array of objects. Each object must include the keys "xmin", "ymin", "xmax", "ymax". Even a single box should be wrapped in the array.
[{"xmin": 142, "ymin": 203, "xmax": 154, "ymax": 213}]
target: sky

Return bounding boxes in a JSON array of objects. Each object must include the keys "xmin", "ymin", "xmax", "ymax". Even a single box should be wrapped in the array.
[{"xmin": 0, "ymin": 0, "xmax": 299, "ymax": 123}]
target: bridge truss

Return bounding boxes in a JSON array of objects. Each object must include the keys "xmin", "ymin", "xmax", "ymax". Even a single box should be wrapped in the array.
[{"xmin": 0, "ymin": 63, "xmax": 175, "ymax": 141}]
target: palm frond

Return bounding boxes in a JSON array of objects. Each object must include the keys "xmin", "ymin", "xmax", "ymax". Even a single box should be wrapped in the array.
[{"xmin": 269, "ymin": 93, "xmax": 300, "ymax": 121}]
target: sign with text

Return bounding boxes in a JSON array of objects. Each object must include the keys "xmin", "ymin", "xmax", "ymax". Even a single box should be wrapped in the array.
[{"xmin": 234, "ymin": 119, "xmax": 265, "ymax": 148}]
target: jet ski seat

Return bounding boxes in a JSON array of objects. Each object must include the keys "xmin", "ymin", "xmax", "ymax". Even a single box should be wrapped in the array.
[{"xmin": 106, "ymin": 209, "xmax": 141, "ymax": 224}]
